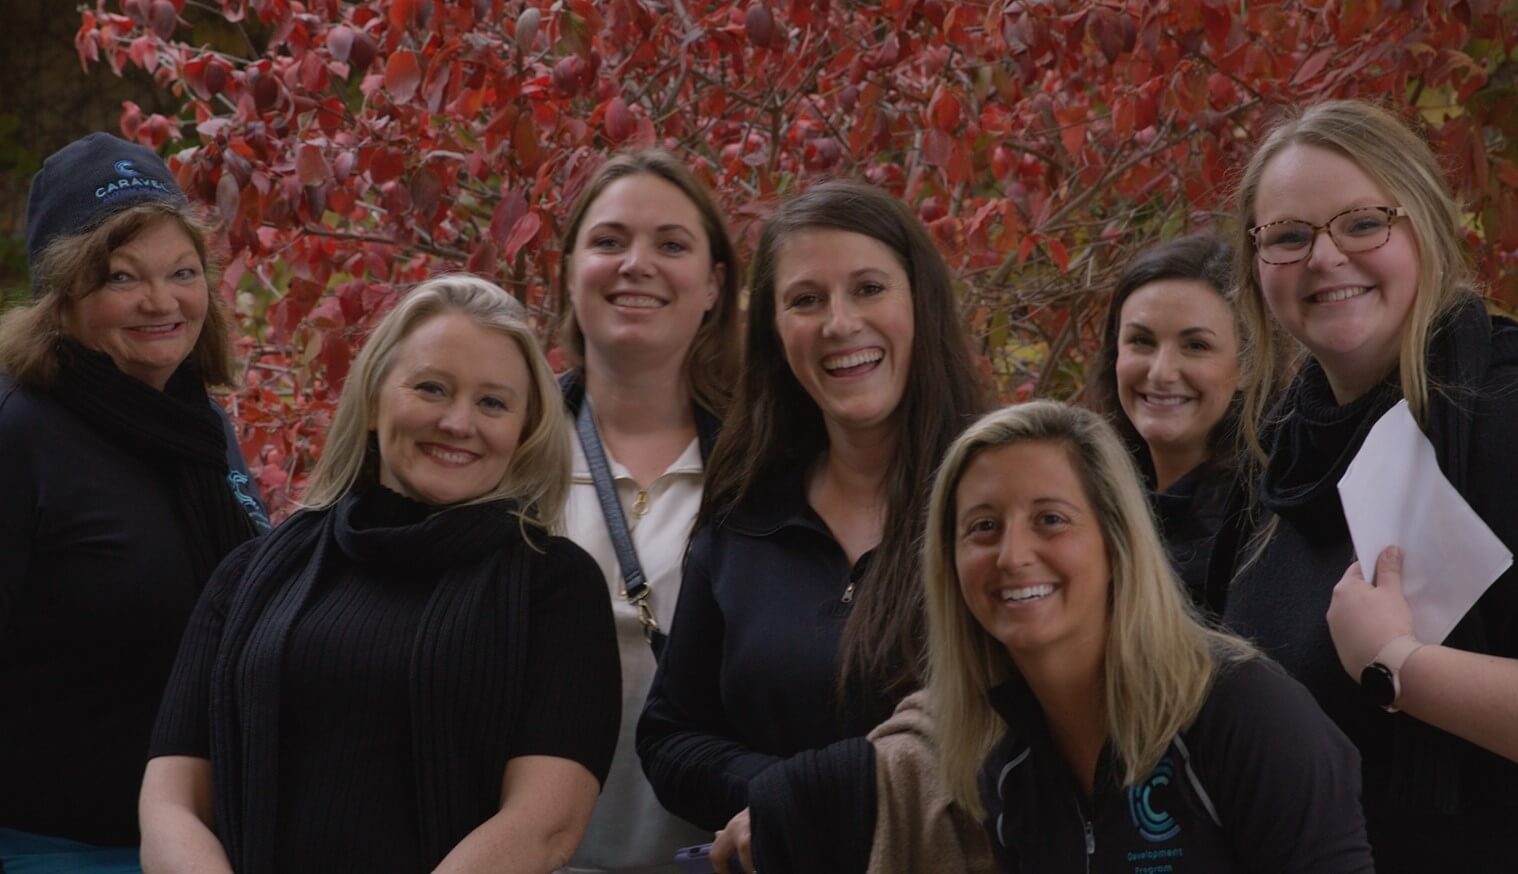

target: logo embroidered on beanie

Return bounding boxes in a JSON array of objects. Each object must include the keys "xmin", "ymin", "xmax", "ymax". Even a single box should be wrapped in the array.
[
  {"xmin": 95, "ymin": 174, "xmax": 171, "ymax": 200},
  {"xmin": 114, "ymin": 159, "xmax": 141, "ymax": 177}
]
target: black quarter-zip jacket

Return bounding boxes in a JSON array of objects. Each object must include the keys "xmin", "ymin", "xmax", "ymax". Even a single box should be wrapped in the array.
[
  {"xmin": 637, "ymin": 472, "xmax": 899, "ymax": 833},
  {"xmin": 979, "ymin": 657, "xmax": 1374, "ymax": 874}
]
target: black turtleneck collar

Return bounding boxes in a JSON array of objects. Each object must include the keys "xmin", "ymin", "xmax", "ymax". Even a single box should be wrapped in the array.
[{"xmin": 332, "ymin": 485, "xmax": 522, "ymax": 574}]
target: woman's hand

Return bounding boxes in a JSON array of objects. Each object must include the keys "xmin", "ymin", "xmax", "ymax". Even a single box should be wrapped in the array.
[
  {"xmin": 711, "ymin": 807, "xmax": 755, "ymax": 874},
  {"xmin": 1327, "ymin": 545, "xmax": 1416, "ymax": 679}
]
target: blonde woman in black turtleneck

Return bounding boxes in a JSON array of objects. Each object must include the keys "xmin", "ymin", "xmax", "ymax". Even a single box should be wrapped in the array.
[{"xmin": 141, "ymin": 276, "xmax": 621, "ymax": 874}]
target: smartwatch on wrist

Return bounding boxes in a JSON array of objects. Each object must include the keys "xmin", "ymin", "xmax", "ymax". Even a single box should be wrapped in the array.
[{"xmin": 1360, "ymin": 634, "xmax": 1425, "ymax": 713}]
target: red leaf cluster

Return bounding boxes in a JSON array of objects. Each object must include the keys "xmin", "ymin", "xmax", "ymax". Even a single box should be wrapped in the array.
[{"xmin": 76, "ymin": 0, "xmax": 1518, "ymax": 518}]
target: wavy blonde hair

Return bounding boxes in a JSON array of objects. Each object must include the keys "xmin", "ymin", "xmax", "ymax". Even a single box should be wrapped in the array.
[
  {"xmin": 924, "ymin": 401, "xmax": 1256, "ymax": 818},
  {"xmin": 1233, "ymin": 99, "xmax": 1473, "ymax": 463},
  {"xmin": 303, "ymin": 274, "xmax": 569, "ymax": 533}
]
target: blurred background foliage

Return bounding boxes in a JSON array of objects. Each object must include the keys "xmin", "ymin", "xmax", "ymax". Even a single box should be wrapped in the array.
[{"xmin": 4, "ymin": 0, "xmax": 1514, "ymax": 516}]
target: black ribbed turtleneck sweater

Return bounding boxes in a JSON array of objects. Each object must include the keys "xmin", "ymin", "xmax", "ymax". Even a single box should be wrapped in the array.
[{"xmin": 150, "ymin": 486, "xmax": 620, "ymax": 872}]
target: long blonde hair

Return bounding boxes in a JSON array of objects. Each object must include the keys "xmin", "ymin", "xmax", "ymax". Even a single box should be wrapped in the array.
[
  {"xmin": 1233, "ymin": 99, "xmax": 1473, "ymax": 463},
  {"xmin": 924, "ymin": 401, "xmax": 1256, "ymax": 818},
  {"xmin": 303, "ymin": 274, "xmax": 569, "ymax": 531}
]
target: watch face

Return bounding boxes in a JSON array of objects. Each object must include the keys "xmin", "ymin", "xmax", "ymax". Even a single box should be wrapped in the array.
[{"xmin": 1361, "ymin": 663, "xmax": 1397, "ymax": 709}]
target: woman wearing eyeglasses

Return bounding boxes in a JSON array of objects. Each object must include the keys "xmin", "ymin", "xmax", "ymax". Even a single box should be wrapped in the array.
[{"xmin": 1208, "ymin": 99, "xmax": 1518, "ymax": 873}]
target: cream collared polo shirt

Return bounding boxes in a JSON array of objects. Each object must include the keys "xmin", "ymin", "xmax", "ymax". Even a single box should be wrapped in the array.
[{"xmin": 562, "ymin": 427, "xmax": 709, "ymax": 872}]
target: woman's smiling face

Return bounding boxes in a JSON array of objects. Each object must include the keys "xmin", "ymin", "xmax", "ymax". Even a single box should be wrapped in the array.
[
  {"xmin": 1115, "ymin": 278, "xmax": 1240, "ymax": 466},
  {"xmin": 953, "ymin": 440, "xmax": 1111, "ymax": 667},
  {"xmin": 1253, "ymin": 144, "xmax": 1421, "ymax": 395},
  {"xmin": 772, "ymin": 228, "xmax": 915, "ymax": 439},
  {"xmin": 372, "ymin": 312, "xmax": 532, "ymax": 506},
  {"xmin": 64, "ymin": 217, "xmax": 208, "ymax": 390},
  {"xmin": 566, "ymin": 173, "xmax": 720, "ymax": 366}
]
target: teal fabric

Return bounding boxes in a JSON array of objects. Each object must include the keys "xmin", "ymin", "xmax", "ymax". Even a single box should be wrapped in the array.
[{"xmin": 0, "ymin": 828, "xmax": 141, "ymax": 873}]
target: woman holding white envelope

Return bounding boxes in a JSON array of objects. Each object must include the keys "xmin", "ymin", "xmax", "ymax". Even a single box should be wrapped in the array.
[{"xmin": 1206, "ymin": 99, "xmax": 1518, "ymax": 874}]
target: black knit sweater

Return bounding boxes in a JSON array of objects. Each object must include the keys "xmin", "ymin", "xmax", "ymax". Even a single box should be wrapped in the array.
[
  {"xmin": 150, "ymin": 487, "xmax": 621, "ymax": 872},
  {"xmin": 637, "ymin": 473, "xmax": 900, "ymax": 833}
]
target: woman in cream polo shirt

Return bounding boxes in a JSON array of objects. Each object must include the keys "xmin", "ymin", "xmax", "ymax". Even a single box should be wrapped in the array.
[{"xmin": 554, "ymin": 150, "xmax": 742, "ymax": 873}]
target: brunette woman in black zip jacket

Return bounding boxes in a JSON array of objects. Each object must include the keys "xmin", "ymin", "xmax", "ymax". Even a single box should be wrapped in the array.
[{"xmin": 637, "ymin": 180, "xmax": 987, "ymax": 873}]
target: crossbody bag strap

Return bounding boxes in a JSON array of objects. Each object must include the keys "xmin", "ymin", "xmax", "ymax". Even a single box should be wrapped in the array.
[{"xmin": 576, "ymin": 399, "xmax": 666, "ymax": 657}]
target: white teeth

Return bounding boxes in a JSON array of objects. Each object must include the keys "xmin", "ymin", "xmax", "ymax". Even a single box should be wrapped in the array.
[
  {"xmin": 1143, "ymin": 394, "xmax": 1192, "ymax": 407},
  {"xmin": 1313, "ymin": 286, "xmax": 1370, "ymax": 303},
  {"xmin": 822, "ymin": 349, "xmax": 884, "ymax": 371},
  {"xmin": 423, "ymin": 445, "xmax": 475, "ymax": 465},
  {"xmin": 610, "ymin": 294, "xmax": 664, "ymax": 309},
  {"xmin": 1000, "ymin": 584, "xmax": 1054, "ymax": 603}
]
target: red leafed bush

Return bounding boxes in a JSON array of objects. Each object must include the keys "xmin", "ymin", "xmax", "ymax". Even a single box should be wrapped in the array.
[{"xmin": 77, "ymin": 0, "xmax": 1518, "ymax": 519}]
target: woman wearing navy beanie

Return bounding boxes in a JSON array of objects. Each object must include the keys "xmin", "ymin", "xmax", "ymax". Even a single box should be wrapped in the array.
[{"xmin": 0, "ymin": 133, "xmax": 266, "ymax": 871}]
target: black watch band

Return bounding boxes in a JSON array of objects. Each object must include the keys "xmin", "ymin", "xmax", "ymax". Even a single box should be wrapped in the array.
[
  {"xmin": 1360, "ymin": 635, "xmax": 1424, "ymax": 713},
  {"xmin": 1360, "ymin": 662, "xmax": 1398, "ymax": 711}
]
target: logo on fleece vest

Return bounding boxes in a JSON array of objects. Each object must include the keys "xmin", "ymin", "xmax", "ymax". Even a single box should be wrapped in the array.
[
  {"xmin": 96, "ymin": 159, "xmax": 172, "ymax": 201},
  {"xmin": 1127, "ymin": 756, "xmax": 1180, "ymax": 842}
]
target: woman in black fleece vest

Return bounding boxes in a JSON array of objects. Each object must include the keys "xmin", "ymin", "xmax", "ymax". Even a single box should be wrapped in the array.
[
  {"xmin": 140, "ymin": 276, "xmax": 621, "ymax": 873},
  {"xmin": 1209, "ymin": 99, "xmax": 1518, "ymax": 872}
]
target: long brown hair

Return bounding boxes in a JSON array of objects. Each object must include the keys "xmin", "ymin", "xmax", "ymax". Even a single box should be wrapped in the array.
[
  {"xmin": 554, "ymin": 149, "xmax": 741, "ymax": 417},
  {"xmin": 0, "ymin": 202, "xmax": 234, "ymax": 390},
  {"xmin": 701, "ymin": 179, "xmax": 988, "ymax": 708}
]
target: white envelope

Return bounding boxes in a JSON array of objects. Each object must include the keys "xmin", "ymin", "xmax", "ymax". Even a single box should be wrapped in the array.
[{"xmin": 1337, "ymin": 400, "xmax": 1512, "ymax": 644}]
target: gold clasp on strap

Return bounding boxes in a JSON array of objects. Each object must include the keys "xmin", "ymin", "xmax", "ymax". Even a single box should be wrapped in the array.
[{"xmin": 628, "ymin": 587, "xmax": 660, "ymax": 639}]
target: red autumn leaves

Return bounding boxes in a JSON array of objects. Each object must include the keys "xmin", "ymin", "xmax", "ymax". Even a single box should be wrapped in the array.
[{"xmin": 72, "ymin": 0, "xmax": 1518, "ymax": 517}]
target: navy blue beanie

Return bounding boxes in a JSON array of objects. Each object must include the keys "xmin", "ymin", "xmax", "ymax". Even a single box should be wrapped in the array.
[{"xmin": 25, "ymin": 133, "xmax": 188, "ymax": 297}]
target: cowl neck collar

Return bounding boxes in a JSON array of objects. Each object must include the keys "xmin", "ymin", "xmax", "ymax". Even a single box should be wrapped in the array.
[
  {"xmin": 1256, "ymin": 360, "xmax": 1399, "ymax": 537},
  {"xmin": 211, "ymin": 484, "xmax": 538, "ymax": 872},
  {"xmin": 1255, "ymin": 294, "xmax": 1518, "ymax": 537},
  {"xmin": 332, "ymin": 486, "xmax": 520, "ymax": 574}
]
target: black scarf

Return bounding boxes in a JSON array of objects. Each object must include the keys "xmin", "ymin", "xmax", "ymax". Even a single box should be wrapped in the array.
[
  {"xmin": 1246, "ymin": 293, "xmax": 1518, "ymax": 811},
  {"xmin": 209, "ymin": 489, "xmax": 535, "ymax": 872},
  {"xmin": 52, "ymin": 339, "xmax": 257, "ymax": 582},
  {"xmin": 1257, "ymin": 292, "xmax": 1518, "ymax": 604}
]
